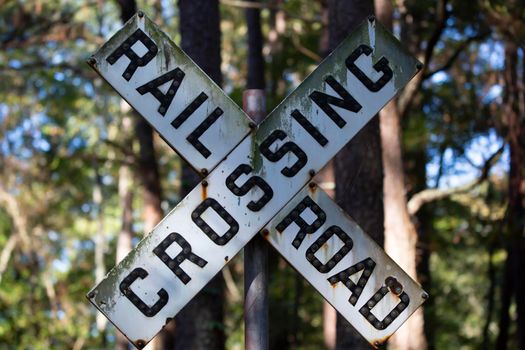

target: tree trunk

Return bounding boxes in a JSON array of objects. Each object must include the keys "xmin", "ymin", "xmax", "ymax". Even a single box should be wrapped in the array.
[
  {"xmin": 481, "ymin": 244, "xmax": 496, "ymax": 350},
  {"xmin": 115, "ymin": 0, "xmax": 163, "ymax": 240},
  {"xmin": 316, "ymin": 6, "xmax": 336, "ymax": 346},
  {"xmin": 316, "ymin": 159, "xmax": 337, "ymax": 350},
  {"xmin": 93, "ymin": 166, "xmax": 107, "ymax": 333},
  {"xmin": 327, "ymin": 1, "xmax": 383, "ymax": 349},
  {"xmin": 409, "ymin": 144, "xmax": 433, "ymax": 348},
  {"xmin": 497, "ymin": 40, "xmax": 525, "ymax": 350},
  {"xmin": 496, "ymin": 245, "xmax": 513, "ymax": 349},
  {"xmin": 514, "ymin": 43, "xmax": 525, "ymax": 350},
  {"xmin": 134, "ymin": 113, "xmax": 164, "ymax": 236},
  {"xmin": 323, "ymin": 293, "xmax": 337, "ymax": 350},
  {"xmin": 115, "ymin": 1, "xmax": 164, "ymax": 349},
  {"xmin": 374, "ymin": 1, "xmax": 427, "ymax": 349},
  {"xmin": 517, "ymin": 101, "xmax": 525, "ymax": 349},
  {"xmin": 115, "ymin": 115, "xmax": 135, "ymax": 350},
  {"xmin": 169, "ymin": 2, "xmax": 225, "ymax": 350},
  {"xmin": 268, "ymin": 0, "xmax": 285, "ymax": 105}
]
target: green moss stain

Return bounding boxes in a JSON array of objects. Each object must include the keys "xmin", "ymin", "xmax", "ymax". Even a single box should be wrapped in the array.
[
  {"xmin": 93, "ymin": 232, "xmax": 158, "ymax": 311},
  {"xmin": 250, "ymin": 133, "xmax": 263, "ymax": 172},
  {"xmin": 370, "ymin": 20, "xmax": 421, "ymax": 91}
]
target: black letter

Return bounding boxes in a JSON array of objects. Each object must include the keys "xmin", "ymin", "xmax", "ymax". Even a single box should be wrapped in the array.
[
  {"xmin": 119, "ymin": 267, "xmax": 168, "ymax": 317},
  {"xmin": 171, "ymin": 92, "xmax": 208, "ymax": 128},
  {"xmin": 186, "ymin": 107, "xmax": 223, "ymax": 158},
  {"xmin": 225, "ymin": 164, "xmax": 273, "ymax": 212},
  {"xmin": 359, "ymin": 281, "xmax": 410, "ymax": 330},
  {"xmin": 276, "ymin": 196, "xmax": 326, "ymax": 248},
  {"xmin": 305, "ymin": 225, "xmax": 353, "ymax": 273},
  {"xmin": 346, "ymin": 44, "xmax": 393, "ymax": 92},
  {"xmin": 309, "ymin": 76, "xmax": 362, "ymax": 128},
  {"xmin": 153, "ymin": 232, "xmax": 208, "ymax": 284},
  {"xmin": 136, "ymin": 68, "xmax": 185, "ymax": 116},
  {"xmin": 291, "ymin": 109, "xmax": 328, "ymax": 146},
  {"xmin": 327, "ymin": 257, "xmax": 376, "ymax": 305},
  {"xmin": 192, "ymin": 198, "xmax": 239, "ymax": 246},
  {"xmin": 106, "ymin": 28, "xmax": 158, "ymax": 81},
  {"xmin": 168, "ymin": 92, "xmax": 222, "ymax": 158},
  {"xmin": 259, "ymin": 129, "xmax": 307, "ymax": 177}
]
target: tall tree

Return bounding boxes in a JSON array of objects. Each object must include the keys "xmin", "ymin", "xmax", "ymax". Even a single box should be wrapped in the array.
[
  {"xmin": 496, "ymin": 40, "xmax": 525, "ymax": 350},
  {"xmin": 374, "ymin": 0, "xmax": 427, "ymax": 349},
  {"xmin": 168, "ymin": 1, "xmax": 226, "ymax": 349},
  {"xmin": 476, "ymin": 2, "xmax": 525, "ymax": 347},
  {"xmin": 316, "ymin": 2, "xmax": 336, "ymax": 347},
  {"xmin": 115, "ymin": 113, "xmax": 135, "ymax": 350},
  {"xmin": 114, "ymin": 1, "xmax": 164, "ymax": 349},
  {"xmin": 115, "ymin": 0, "xmax": 164, "ymax": 240},
  {"xmin": 93, "ymin": 165, "xmax": 108, "ymax": 335},
  {"xmin": 114, "ymin": 0, "xmax": 163, "ymax": 243},
  {"xmin": 327, "ymin": 1, "xmax": 384, "ymax": 349}
]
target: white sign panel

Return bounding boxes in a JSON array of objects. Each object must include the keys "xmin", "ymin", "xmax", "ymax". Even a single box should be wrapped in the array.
[
  {"xmin": 88, "ymin": 13, "xmax": 252, "ymax": 173},
  {"xmin": 87, "ymin": 14, "xmax": 421, "ymax": 349},
  {"xmin": 263, "ymin": 185, "xmax": 427, "ymax": 348}
]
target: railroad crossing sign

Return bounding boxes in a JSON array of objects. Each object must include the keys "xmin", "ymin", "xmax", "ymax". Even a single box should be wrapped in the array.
[{"xmin": 86, "ymin": 11, "xmax": 426, "ymax": 349}]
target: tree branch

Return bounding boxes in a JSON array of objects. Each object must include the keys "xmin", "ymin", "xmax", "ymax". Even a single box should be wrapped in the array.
[
  {"xmin": 291, "ymin": 34, "xmax": 321, "ymax": 62},
  {"xmin": 0, "ymin": 234, "xmax": 17, "ymax": 284},
  {"xmin": 424, "ymin": 31, "xmax": 490, "ymax": 79},
  {"xmin": 398, "ymin": 0, "xmax": 449, "ymax": 118},
  {"xmin": 0, "ymin": 61, "xmax": 97, "ymax": 81},
  {"xmin": 0, "ymin": 182, "xmax": 34, "ymax": 283},
  {"xmin": 103, "ymin": 139, "xmax": 137, "ymax": 160},
  {"xmin": 0, "ymin": 186, "xmax": 31, "ymax": 248},
  {"xmin": 221, "ymin": 0, "xmax": 278, "ymax": 9},
  {"xmin": 407, "ymin": 144, "xmax": 504, "ymax": 215},
  {"xmin": 478, "ymin": 0, "xmax": 525, "ymax": 43},
  {"xmin": 0, "ymin": 1, "xmax": 102, "ymax": 50},
  {"xmin": 222, "ymin": 265, "xmax": 241, "ymax": 302},
  {"xmin": 220, "ymin": 0, "xmax": 322, "ymax": 25}
]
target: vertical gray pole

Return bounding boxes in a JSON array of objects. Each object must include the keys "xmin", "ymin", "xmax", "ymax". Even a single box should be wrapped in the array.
[{"xmin": 243, "ymin": 89, "xmax": 269, "ymax": 350}]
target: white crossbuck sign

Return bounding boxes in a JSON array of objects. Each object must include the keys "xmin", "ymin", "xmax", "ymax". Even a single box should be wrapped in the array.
[{"xmin": 87, "ymin": 12, "xmax": 427, "ymax": 349}]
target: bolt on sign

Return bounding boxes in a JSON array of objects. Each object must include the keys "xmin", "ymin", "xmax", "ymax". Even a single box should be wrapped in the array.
[{"xmin": 86, "ymin": 11, "xmax": 426, "ymax": 349}]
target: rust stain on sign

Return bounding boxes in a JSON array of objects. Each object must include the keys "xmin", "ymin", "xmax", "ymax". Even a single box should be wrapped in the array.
[
  {"xmin": 201, "ymin": 180, "xmax": 208, "ymax": 200},
  {"xmin": 371, "ymin": 336, "xmax": 390, "ymax": 349},
  {"xmin": 134, "ymin": 339, "xmax": 146, "ymax": 349},
  {"xmin": 260, "ymin": 228, "xmax": 270, "ymax": 240},
  {"xmin": 308, "ymin": 182, "xmax": 317, "ymax": 194}
]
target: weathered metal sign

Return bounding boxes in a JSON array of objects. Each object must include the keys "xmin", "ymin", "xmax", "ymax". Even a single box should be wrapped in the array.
[
  {"xmin": 87, "ymin": 13, "xmax": 251, "ymax": 173},
  {"xmin": 264, "ymin": 185, "xmax": 427, "ymax": 347},
  {"xmin": 86, "ymin": 12, "xmax": 424, "ymax": 349}
]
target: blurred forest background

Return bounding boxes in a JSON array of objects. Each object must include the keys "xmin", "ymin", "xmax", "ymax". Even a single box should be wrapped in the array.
[{"xmin": 1, "ymin": 0, "xmax": 525, "ymax": 349}]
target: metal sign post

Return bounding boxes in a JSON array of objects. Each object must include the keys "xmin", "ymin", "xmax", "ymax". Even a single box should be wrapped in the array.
[
  {"xmin": 242, "ymin": 90, "xmax": 268, "ymax": 350},
  {"xmin": 86, "ymin": 12, "xmax": 426, "ymax": 349}
]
